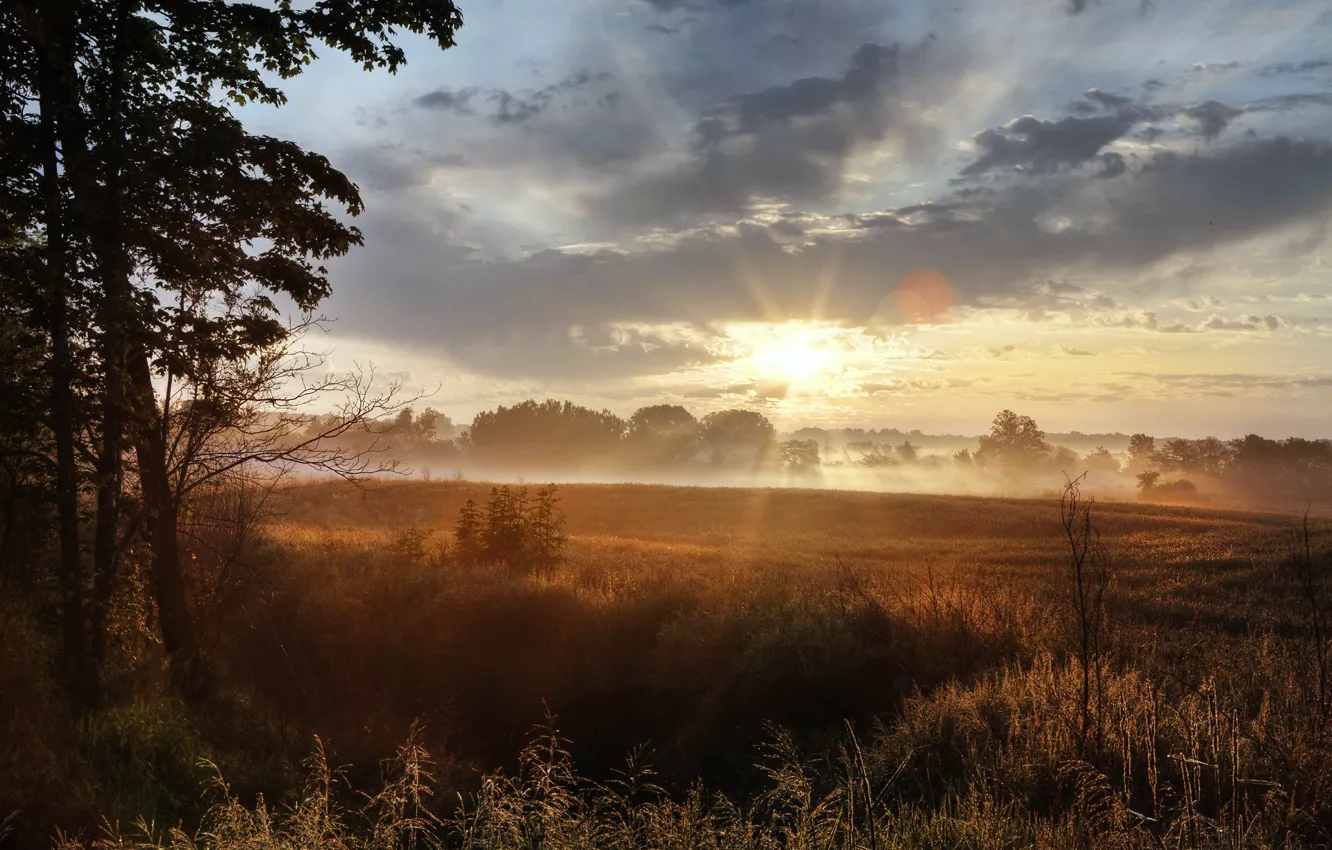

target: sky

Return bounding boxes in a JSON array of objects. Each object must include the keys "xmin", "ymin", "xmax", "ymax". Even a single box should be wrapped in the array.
[{"xmin": 238, "ymin": 0, "xmax": 1332, "ymax": 437}]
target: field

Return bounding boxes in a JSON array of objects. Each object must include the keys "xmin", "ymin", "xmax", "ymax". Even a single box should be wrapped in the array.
[{"xmin": 5, "ymin": 479, "xmax": 1332, "ymax": 847}]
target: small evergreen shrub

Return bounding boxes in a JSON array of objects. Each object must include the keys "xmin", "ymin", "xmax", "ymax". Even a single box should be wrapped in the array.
[{"xmin": 454, "ymin": 485, "xmax": 567, "ymax": 573}]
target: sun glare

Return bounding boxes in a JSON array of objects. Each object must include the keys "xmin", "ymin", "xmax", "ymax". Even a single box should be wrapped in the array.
[{"xmin": 751, "ymin": 328, "xmax": 836, "ymax": 384}]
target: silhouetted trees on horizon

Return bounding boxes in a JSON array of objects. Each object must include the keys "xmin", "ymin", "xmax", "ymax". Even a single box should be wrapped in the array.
[{"xmin": 377, "ymin": 399, "xmax": 1332, "ymax": 504}]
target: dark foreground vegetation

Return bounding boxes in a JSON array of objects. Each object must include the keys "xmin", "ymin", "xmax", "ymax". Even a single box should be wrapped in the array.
[{"xmin": 5, "ymin": 480, "xmax": 1332, "ymax": 848}]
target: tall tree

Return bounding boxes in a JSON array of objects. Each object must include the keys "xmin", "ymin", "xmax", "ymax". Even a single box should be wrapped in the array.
[{"xmin": 3, "ymin": 0, "xmax": 465, "ymax": 698}]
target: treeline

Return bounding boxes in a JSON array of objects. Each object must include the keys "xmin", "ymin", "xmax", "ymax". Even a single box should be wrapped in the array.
[
  {"xmin": 373, "ymin": 400, "xmax": 789, "ymax": 470},
  {"xmin": 1125, "ymin": 433, "xmax": 1332, "ymax": 502},
  {"xmin": 388, "ymin": 401, "xmax": 1332, "ymax": 503}
]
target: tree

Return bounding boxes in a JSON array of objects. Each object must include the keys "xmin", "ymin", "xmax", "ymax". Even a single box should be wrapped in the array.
[
  {"xmin": 778, "ymin": 439, "xmax": 820, "ymax": 473},
  {"xmin": 2, "ymin": 0, "xmax": 465, "ymax": 700},
  {"xmin": 1050, "ymin": 445, "xmax": 1080, "ymax": 473},
  {"xmin": 1084, "ymin": 446, "xmax": 1120, "ymax": 475},
  {"xmin": 698, "ymin": 409, "xmax": 775, "ymax": 464},
  {"xmin": 469, "ymin": 399, "xmax": 626, "ymax": 464},
  {"xmin": 896, "ymin": 441, "xmax": 918, "ymax": 463},
  {"xmin": 975, "ymin": 410, "xmax": 1051, "ymax": 469},
  {"xmin": 484, "ymin": 486, "xmax": 528, "ymax": 566},
  {"xmin": 1126, "ymin": 434, "xmax": 1156, "ymax": 473},
  {"xmin": 454, "ymin": 499, "xmax": 483, "ymax": 565},
  {"xmin": 1135, "ymin": 470, "xmax": 1161, "ymax": 494},
  {"xmin": 952, "ymin": 448, "xmax": 975, "ymax": 467},
  {"xmin": 628, "ymin": 404, "xmax": 697, "ymax": 438},
  {"xmin": 527, "ymin": 486, "xmax": 567, "ymax": 574},
  {"xmin": 626, "ymin": 404, "xmax": 699, "ymax": 464}
]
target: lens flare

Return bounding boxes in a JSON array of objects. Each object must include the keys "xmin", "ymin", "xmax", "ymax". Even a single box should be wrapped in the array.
[{"xmin": 894, "ymin": 269, "xmax": 955, "ymax": 324}]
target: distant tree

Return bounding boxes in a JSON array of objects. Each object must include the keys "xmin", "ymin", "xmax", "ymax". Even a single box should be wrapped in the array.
[
  {"xmin": 1135, "ymin": 470, "xmax": 1161, "ymax": 494},
  {"xmin": 854, "ymin": 445, "xmax": 896, "ymax": 467},
  {"xmin": 779, "ymin": 439, "xmax": 821, "ymax": 473},
  {"xmin": 469, "ymin": 399, "xmax": 627, "ymax": 463},
  {"xmin": 454, "ymin": 499, "xmax": 484, "ymax": 565},
  {"xmin": 1160, "ymin": 479, "xmax": 1198, "ymax": 497},
  {"xmin": 896, "ymin": 441, "xmax": 919, "ymax": 463},
  {"xmin": 953, "ymin": 448, "xmax": 975, "ymax": 467},
  {"xmin": 975, "ymin": 410, "xmax": 1051, "ymax": 469},
  {"xmin": 1154, "ymin": 437, "xmax": 1232, "ymax": 476},
  {"xmin": 1085, "ymin": 446, "xmax": 1120, "ymax": 475},
  {"xmin": 627, "ymin": 404, "xmax": 699, "ymax": 464},
  {"xmin": 414, "ymin": 408, "xmax": 455, "ymax": 441},
  {"xmin": 1051, "ymin": 445, "xmax": 1081, "ymax": 472},
  {"xmin": 628, "ymin": 404, "xmax": 698, "ymax": 438},
  {"xmin": 698, "ymin": 409, "xmax": 775, "ymax": 464},
  {"xmin": 1127, "ymin": 434, "xmax": 1156, "ymax": 473},
  {"xmin": 388, "ymin": 406, "xmax": 457, "ymax": 460}
]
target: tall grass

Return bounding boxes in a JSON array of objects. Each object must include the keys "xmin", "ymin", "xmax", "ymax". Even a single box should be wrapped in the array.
[{"xmin": 8, "ymin": 481, "xmax": 1331, "ymax": 848}]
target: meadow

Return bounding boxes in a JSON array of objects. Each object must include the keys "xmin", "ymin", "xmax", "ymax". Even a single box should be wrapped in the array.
[{"xmin": 4, "ymin": 479, "xmax": 1331, "ymax": 848}]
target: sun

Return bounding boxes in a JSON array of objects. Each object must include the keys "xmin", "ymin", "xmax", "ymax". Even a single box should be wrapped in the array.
[{"xmin": 751, "ymin": 328, "xmax": 836, "ymax": 384}]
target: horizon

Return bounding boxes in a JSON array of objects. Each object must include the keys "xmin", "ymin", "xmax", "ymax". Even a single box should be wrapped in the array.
[{"xmin": 235, "ymin": 0, "xmax": 1332, "ymax": 439}]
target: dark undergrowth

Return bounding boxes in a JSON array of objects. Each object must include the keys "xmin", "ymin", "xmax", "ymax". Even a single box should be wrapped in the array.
[{"xmin": 3, "ymin": 482, "xmax": 1331, "ymax": 848}]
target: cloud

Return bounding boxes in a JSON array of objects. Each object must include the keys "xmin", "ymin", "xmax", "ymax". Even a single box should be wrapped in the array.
[
  {"xmin": 1262, "ymin": 58, "xmax": 1332, "ymax": 76},
  {"xmin": 1202, "ymin": 314, "xmax": 1284, "ymax": 331},
  {"xmin": 414, "ymin": 71, "xmax": 612, "ymax": 125},
  {"xmin": 960, "ymin": 108, "xmax": 1149, "ymax": 176},
  {"xmin": 586, "ymin": 39, "xmax": 939, "ymax": 224},
  {"xmin": 329, "ymin": 134, "xmax": 1332, "ymax": 377},
  {"xmin": 1061, "ymin": 346, "xmax": 1095, "ymax": 355},
  {"xmin": 414, "ymin": 86, "xmax": 482, "ymax": 114},
  {"xmin": 1180, "ymin": 100, "xmax": 1244, "ymax": 140}
]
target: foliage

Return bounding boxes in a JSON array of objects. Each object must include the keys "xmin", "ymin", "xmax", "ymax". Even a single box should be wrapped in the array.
[
  {"xmin": 453, "ymin": 499, "xmax": 484, "ymax": 565},
  {"xmin": 469, "ymin": 400, "xmax": 627, "ymax": 462},
  {"xmin": 625, "ymin": 404, "xmax": 700, "ymax": 464},
  {"xmin": 778, "ymin": 439, "xmax": 821, "ymax": 473},
  {"xmin": 698, "ymin": 409, "xmax": 776, "ymax": 464},
  {"xmin": 975, "ymin": 410, "xmax": 1051, "ymax": 469},
  {"xmin": 1084, "ymin": 446, "xmax": 1120, "ymax": 474},
  {"xmin": 453, "ymin": 484, "xmax": 567, "ymax": 573}
]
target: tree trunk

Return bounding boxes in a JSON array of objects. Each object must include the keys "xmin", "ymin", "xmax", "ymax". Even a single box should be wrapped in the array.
[
  {"xmin": 90, "ymin": 0, "xmax": 132, "ymax": 683},
  {"xmin": 35, "ymin": 3, "xmax": 93, "ymax": 712},
  {"xmin": 127, "ymin": 347, "xmax": 204, "ymax": 699}
]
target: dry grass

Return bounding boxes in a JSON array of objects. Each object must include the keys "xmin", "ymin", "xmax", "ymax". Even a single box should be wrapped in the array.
[{"xmin": 11, "ymin": 478, "xmax": 1332, "ymax": 848}]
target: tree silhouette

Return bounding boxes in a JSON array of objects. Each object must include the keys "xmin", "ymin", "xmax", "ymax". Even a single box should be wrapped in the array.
[
  {"xmin": 778, "ymin": 439, "xmax": 821, "ymax": 473},
  {"xmin": 698, "ymin": 409, "xmax": 775, "ymax": 465},
  {"xmin": 2, "ymin": 0, "xmax": 464, "ymax": 701},
  {"xmin": 469, "ymin": 399, "xmax": 627, "ymax": 464},
  {"xmin": 627, "ymin": 404, "xmax": 699, "ymax": 464},
  {"xmin": 1126, "ymin": 433, "xmax": 1156, "ymax": 473},
  {"xmin": 975, "ymin": 410, "xmax": 1051, "ymax": 469}
]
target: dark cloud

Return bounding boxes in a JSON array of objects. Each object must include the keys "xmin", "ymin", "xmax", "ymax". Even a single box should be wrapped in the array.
[
  {"xmin": 414, "ymin": 71, "xmax": 612, "ymax": 125},
  {"xmin": 1181, "ymin": 100, "xmax": 1244, "ymax": 140},
  {"xmin": 414, "ymin": 86, "xmax": 481, "ymax": 114},
  {"xmin": 960, "ymin": 108, "xmax": 1149, "ymax": 176},
  {"xmin": 641, "ymin": 0, "xmax": 753, "ymax": 10},
  {"xmin": 1262, "ymin": 58, "xmax": 1332, "ymax": 76},
  {"xmin": 1071, "ymin": 88, "xmax": 1134, "ymax": 113},
  {"xmin": 587, "ymin": 40, "xmax": 937, "ymax": 224}
]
